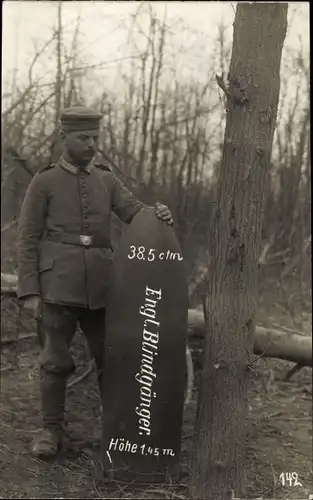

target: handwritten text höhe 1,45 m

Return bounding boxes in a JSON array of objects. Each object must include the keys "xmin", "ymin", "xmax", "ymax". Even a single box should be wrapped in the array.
[
  {"xmin": 128, "ymin": 245, "xmax": 183, "ymax": 261},
  {"xmin": 135, "ymin": 286, "xmax": 162, "ymax": 437},
  {"xmin": 108, "ymin": 438, "xmax": 175, "ymax": 457}
]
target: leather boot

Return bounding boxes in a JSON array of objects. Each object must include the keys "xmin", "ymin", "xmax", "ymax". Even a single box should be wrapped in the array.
[
  {"xmin": 32, "ymin": 428, "xmax": 61, "ymax": 458},
  {"xmin": 32, "ymin": 368, "xmax": 68, "ymax": 458}
]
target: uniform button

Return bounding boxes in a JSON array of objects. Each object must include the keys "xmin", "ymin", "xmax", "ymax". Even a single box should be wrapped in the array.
[
  {"xmin": 85, "ymin": 224, "xmax": 90, "ymax": 228},
  {"xmin": 84, "ymin": 205, "xmax": 88, "ymax": 210},
  {"xmin": 84, "ymin": 215, "xmax": 88, "ymax": 219},
  {"xmin": 82, "ymin": 183, "xmax": 87, "ymax": 188},
  {"xmin": 83, "ymin": 194, "xmax": 87, "ymax": 198}
]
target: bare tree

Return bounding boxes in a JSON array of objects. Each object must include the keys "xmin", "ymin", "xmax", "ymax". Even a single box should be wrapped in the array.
[
  {"xmin": 50, "ymin": 1, "xmax": 63, "ymax": 163},
  {"xmin": 189, "ymin": 4, "xmax": 288, "ymax": 499}
]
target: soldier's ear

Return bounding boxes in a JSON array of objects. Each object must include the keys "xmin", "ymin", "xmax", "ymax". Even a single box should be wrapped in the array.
[{"xmin": 60, "ymin": 130, "xmax": 66, "ymax": 140}]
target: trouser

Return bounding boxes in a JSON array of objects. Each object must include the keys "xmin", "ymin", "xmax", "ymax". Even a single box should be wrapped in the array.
[{"xmin": 38, "ymin": 302, "xmax": 106, "ymax": 434}]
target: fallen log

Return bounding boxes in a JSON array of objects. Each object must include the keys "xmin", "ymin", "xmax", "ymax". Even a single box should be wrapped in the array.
[
  {"xmin": 1, "ymin": 273, "xmax": 18, "ymax": 287},
  {"xmin": 2, "ymin": 274, "xmax": 312, "ymax": 367},
  {"xmin": 188, "ymin": 309, "xmax": 312, "ymax": 367},
  {"xmin": 1, "ymin": 273, "xmax": 18, "ymax": 298}
]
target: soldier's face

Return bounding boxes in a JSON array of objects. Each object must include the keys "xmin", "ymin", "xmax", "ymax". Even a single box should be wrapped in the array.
[{"xmin": 64, "ymin": 131, "xmax": 99, "ymax": 165}]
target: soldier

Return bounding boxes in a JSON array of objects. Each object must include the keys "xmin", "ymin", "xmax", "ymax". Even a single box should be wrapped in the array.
[{"xmin": 17, "ymin": 106, "xmax": 173, "ymax": 458}]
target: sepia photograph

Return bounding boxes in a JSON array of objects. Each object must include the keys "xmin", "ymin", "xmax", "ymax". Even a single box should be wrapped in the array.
[{"xmin": 1, "ymin": 1, "xmax": 311, "ymax": 499}]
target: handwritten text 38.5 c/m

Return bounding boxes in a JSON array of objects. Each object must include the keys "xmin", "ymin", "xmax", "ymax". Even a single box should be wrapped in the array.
[{"xmin": 128, "ymin": 245, "xmax": 183, "ymax": 262}]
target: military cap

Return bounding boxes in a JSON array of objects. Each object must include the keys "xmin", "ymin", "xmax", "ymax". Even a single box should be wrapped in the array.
[{"xmin": 60, "ymin": 106, "xmax": 103, "ymax": 134}]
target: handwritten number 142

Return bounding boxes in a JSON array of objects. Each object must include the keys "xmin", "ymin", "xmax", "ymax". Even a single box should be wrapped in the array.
[{"xmin": 279, "ymin": 472, "xmax": 303, "ymax": 487}]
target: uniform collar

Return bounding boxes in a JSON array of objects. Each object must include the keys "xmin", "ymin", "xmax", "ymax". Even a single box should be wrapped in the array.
[{"xmin": 59, "ymin": 156, "xmax": 94, "ymax": 175}]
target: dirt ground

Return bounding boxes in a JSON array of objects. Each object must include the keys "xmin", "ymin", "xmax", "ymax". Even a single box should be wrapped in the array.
[{"xmin": 0, "ymin": 275, "xmax": 312, "ymax": 499}]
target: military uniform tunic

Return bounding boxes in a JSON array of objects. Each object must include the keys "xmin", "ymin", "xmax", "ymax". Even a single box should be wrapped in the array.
[{"xmin": 17, "ymin": 157, "xmax": 145, "ymax": 309}]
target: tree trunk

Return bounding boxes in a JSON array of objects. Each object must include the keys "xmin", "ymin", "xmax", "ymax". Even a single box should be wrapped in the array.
[
  {"xmin": 189, "ymin": 4, "xmax": 288, "ymax": 499},
  {"xmin": 50, "ymin": 1, "xmax": 63, "ymax": 163}
]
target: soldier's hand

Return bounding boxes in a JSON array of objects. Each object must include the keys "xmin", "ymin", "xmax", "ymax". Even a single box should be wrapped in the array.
[
  {"xmin": 155, "ymin": 202, "xmax": 174, "ymax": 226},
  {"xmin": 24, "ymin": 296, "xmax": 42, "ymax": 319}
]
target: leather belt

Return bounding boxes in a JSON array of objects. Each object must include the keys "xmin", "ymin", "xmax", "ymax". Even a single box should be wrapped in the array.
[{"xmin": 47, "ymin": 232, "xmax": 111, "ymax": 248}]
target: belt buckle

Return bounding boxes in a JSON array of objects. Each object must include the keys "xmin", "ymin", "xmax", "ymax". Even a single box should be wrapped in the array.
[{"xmin": 80, "ymin": 235, "xmax": 92, "ymax": 246}]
